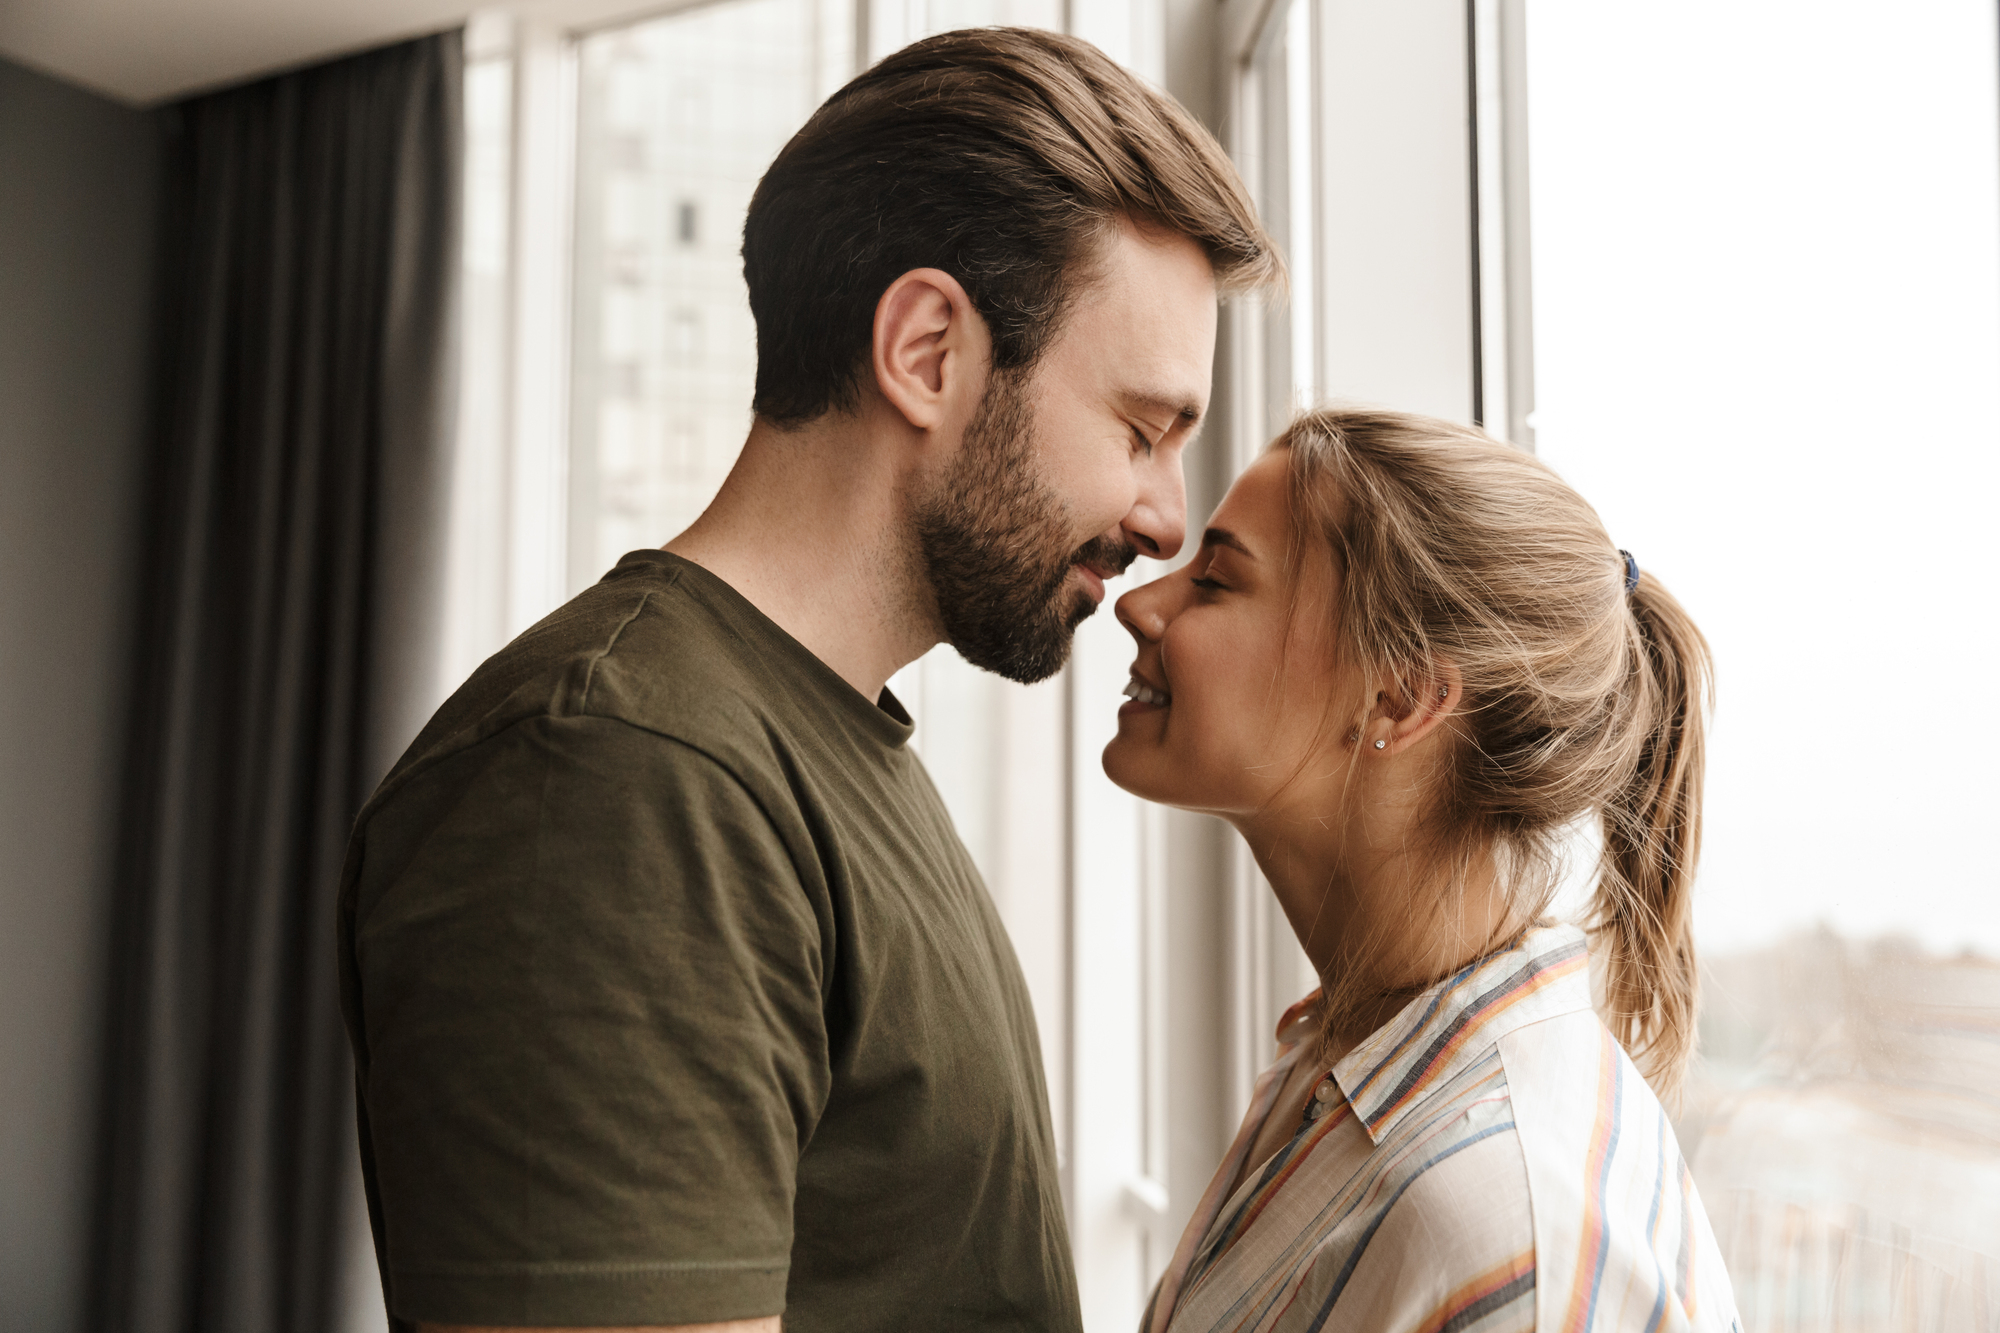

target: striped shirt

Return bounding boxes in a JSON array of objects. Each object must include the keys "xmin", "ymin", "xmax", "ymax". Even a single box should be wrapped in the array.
[{"xmin": 1146, "ymin": 925, "xmax": 1741, "ymax": 1333}]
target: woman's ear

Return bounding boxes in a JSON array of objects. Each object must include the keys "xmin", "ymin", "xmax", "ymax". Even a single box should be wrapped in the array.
[
  {"xmin": 871, "ymin": 267, "xmax": 988, "ymax": 431},
  {"xmin": 1361, "ymin": 661, "xmax": 1463, "ymax": 755}
]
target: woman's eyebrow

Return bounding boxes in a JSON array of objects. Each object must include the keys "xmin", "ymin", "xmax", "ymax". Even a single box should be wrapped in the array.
[{"xmin": 1201, "ymin": 526, "xmax": 1254, "ymax": 558}]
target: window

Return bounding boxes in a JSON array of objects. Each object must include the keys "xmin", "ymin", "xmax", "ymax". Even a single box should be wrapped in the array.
[
  {"xmin": 1528, "ymin": 0, "xmax": 2000, "ymax": 1317},
  {"xmin": 568, "ymin": 0, "xmax": 854, "ymax": 587}
]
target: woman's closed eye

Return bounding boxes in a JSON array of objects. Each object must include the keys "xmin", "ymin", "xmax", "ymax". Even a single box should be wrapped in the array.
[{"xmin": 1191, "ymin": 575, "xmax": 1225, "ymax": 591}]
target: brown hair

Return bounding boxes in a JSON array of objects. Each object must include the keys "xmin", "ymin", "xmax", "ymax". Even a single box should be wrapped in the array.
[
  {"xmin": 742, "ymin": 27, "xmax": 1280, "ymax": 425},
  {"xmin": 1281, "ymin": 406, "xmax": 1712, "ymax": 1096}
]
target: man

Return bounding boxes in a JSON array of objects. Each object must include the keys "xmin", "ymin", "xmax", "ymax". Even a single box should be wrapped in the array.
[{"xmin": 339, "ymin": 26, "xmax": 1278, "ymax": 1333}]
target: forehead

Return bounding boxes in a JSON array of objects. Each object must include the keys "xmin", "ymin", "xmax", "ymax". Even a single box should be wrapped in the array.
[
  {"xmin": 1213, "ymin": 451, "xmax": 1338, "ymax": 610},
  {"xmin": 1211, "ymin": 450, "xmax": 1296, "ymax": 542},
  {"xmin": 1037, "ymin": 219, "xmax": 1218, "ymax": 409}
]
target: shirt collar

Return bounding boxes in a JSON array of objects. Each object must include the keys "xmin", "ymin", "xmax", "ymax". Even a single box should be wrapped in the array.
[{"xmin": 1330, "ymin": 923, "xmax": 1593, "ymax": 1145}]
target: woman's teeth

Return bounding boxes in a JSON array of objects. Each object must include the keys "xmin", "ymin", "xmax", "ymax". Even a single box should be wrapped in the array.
[{"xmin": 1122, "ymin": 678, "xmax": 1171, "ymax": 706}]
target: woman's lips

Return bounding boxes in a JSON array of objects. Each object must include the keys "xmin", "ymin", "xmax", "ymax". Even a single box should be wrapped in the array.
[{"xmin": 1120, "ymin": 676, "xmax": 1170, "ymax": 716}]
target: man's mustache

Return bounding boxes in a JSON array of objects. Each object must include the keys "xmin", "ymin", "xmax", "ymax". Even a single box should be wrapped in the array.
[{"xmin": 1072, "ymin": 534, "xmax": 1139, "ymax": 579}]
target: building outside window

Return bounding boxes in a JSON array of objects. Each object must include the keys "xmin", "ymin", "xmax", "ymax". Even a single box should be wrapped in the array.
[{"xmin": 568, "ymin": 0, "xmax": 855, "ymax": 585}]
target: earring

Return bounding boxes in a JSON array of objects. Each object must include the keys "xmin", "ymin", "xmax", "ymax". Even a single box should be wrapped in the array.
[
  {"xmin": 1347, "ymin": 728, "xmax": 1360, "ymax": 743},
  {"xmin": 1373, "ymin": 739, "xmax": 1386, "ymax": 750},
  {"xmin": 1438, "ymin": 686, "xmax": 1448, "ymax": 700}
]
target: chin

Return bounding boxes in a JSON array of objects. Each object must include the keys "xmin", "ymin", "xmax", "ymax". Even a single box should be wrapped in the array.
[
  {"xmin": 1101, "ymin": 737, "xmax": 1176, "ymax": 804},
  {"xmin": 1105, "ymin": 736, "xmax": 1253, "ymax": 819}
]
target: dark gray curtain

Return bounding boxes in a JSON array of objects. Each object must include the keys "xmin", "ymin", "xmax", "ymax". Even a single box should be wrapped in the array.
[{"xmin": 90, "ymin": 31, "xmax": 461, "ymax": 1333}]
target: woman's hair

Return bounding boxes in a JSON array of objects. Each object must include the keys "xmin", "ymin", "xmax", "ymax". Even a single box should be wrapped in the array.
[{"xmin": 1279, "ymin": 406, "xmax": 1713, "ymax": 1096}]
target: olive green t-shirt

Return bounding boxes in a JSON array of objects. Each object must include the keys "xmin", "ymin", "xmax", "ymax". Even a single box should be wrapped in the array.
[{"xmin": 337, "ymin": 550, "xmax": 1080, "ymax": 1331}]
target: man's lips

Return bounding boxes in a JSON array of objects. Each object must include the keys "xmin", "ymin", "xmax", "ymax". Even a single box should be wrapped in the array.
[{"xmin": 1070, "ymin": 542, "xmax": 1138, "ymax": 607}]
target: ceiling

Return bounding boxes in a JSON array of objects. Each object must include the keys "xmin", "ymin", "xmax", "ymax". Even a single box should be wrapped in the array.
[{"xmin": 0, "ymin": 0, "xmax": 675, "ymax": 106}]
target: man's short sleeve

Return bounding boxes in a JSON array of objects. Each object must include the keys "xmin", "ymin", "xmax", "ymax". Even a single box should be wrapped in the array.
[{"xmin": 347, "ymin": 713, "xmax": 830, "ymax": 1327}]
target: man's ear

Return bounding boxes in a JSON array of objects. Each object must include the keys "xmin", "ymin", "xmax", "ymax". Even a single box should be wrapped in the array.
[
  {"xmin": 1362, "ymin": 662, "xmax": 1463, "ymax": 755},
  {"xmin": 871, "ymin": 268, "xmax": 987, "ymax": 432}
]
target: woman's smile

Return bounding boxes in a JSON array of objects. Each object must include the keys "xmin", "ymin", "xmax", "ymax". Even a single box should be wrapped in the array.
[
  {"xmin": 1120, "ymin": 674, "xmax": 1171, "ymax": 713},
  {"xmin": 1103, "ymin": 450, "xmax": 1337, "ymax": 819}
]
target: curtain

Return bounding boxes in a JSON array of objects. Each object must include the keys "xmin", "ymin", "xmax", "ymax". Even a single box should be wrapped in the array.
[{"xmin": 89, "ymin": 31, "xmax": 461, "ymax": 1333}]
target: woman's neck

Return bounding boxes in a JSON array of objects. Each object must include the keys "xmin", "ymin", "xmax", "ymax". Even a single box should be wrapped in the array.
[{"xmin": 1234, "ymin": 800, "xmax": 1517, "ymax": 1012}]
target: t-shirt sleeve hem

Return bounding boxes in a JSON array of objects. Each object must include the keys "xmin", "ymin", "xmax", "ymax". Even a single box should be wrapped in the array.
[{"xmin": 389, "ymin": 1260, "xmax": 789, "ymax": 1327}]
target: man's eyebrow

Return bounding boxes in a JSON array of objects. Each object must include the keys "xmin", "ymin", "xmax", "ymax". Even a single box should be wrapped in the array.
[
  {"xmin": 1202, "ymin": 526, "xmax": 1254, "ymax": 557},
  {"xmin": 1124, "ymin": 390, "xmax": 1204, "ymax": 424}
]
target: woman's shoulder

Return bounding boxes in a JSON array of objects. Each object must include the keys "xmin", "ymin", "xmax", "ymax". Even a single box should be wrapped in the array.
[
  {"xmin": 1495, "ymin": 1006, "xmax": 1677, "ymax": 1182},
  {"xmin": 1494, "ymin": 1009, "xmax": 1742, "ymax": 1333}
]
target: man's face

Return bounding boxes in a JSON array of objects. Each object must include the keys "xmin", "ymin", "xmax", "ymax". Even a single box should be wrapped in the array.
[{"xmin": 914, "ymin": 221, "xmax": 1219, "ymax": 683}]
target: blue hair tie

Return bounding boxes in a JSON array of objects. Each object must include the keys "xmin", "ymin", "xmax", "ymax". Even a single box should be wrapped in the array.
[{"xmin": 1619, "ymin": 549, "xmax": 1640, "ymax": 595}]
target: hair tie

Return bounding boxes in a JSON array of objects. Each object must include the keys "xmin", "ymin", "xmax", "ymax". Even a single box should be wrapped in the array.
[{"xmin": 1619, "ymin": 549, "xmax": 1640, "ymax": 595}]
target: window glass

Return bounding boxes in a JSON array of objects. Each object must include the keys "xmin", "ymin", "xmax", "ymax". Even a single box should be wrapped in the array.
[
  {"xmin": 568, "ymin": 0, "xmax": 854, "ymax": 589},
  {"xmin": 926, "ymin": 0, "xmax": 1062, "ymax": 34},
  {"xmin": 1527, "ymin": 1, "xmax": 2000, "ymax": 1317}
]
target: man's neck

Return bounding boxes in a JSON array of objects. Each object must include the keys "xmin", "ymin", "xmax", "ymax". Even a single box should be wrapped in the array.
[{"xmin": 665, "ymin": 410, "xmax": 941, "ymax": 703}]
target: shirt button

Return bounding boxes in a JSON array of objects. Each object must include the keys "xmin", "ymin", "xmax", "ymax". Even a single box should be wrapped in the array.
[{"xmin": 1314, "ymin": 1079, "xmax": 1337, "ymax": 1104}]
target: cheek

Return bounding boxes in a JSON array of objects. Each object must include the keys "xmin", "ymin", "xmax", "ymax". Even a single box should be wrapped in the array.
[
  {"xmin": 1158, "ymin": 627, "xmax": 1309, "ymax": 797},
  {"xmin": 1179, "ymin": 663, "xmax": 1296, "ymax": 764},
  {"xmin": 1033, "ymin": 412, "xmax": 1134, "ymax": 528}
]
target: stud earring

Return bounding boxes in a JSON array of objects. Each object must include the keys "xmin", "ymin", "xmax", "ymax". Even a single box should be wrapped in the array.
[
  {"xmin": 1347, "ymin": 728, "xmax": 1361, "ymax": 743},
  {"xmin": 1373, "ymin": 739, "xmax": 1386, "ymax": 750}
]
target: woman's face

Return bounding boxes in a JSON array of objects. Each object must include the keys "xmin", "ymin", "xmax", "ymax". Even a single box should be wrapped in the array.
[{"xmin": 1102, "ymin": 450, "xmax": 1345, "ymax": 818}]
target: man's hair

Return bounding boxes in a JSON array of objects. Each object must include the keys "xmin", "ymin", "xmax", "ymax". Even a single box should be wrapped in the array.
[{"xmin": 742, "ymin": 27, "xmax": 1281, "ymax": 425}]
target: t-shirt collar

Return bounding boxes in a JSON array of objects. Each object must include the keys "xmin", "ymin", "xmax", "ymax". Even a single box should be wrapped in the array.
[
  {"xmin": 613, "ymin": 549, "xmax": 918, "ymax": 749},
  {"xmin": 1330, "ymin": 923, "xmax": 1592, "ymax": 1145}
]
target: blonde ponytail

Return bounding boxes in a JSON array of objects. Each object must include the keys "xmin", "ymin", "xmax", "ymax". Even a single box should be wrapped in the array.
[{"xmin": 1593, "ymin": 573, "xmax": 1712, "ymax": 1098}]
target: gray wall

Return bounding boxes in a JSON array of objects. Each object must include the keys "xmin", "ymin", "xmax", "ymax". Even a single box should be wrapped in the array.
[{"xmin": 0, "ymin": 55, "xmax": 160, "ymax": 1333}]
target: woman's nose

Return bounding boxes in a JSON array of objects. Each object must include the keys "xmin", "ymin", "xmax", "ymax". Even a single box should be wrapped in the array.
[{"xmin": 1115, "ymin": 577, "xmax": 1173, "ymax": 644}]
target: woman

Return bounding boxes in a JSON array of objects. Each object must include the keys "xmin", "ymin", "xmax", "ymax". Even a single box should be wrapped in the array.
[{"xmin": 1107, "ymin": 407, "xmax": 1740, "ymax": 1333}]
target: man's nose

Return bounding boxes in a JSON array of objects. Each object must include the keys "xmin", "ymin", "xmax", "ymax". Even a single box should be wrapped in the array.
[{"xmin": 1121, "ymin": 450, "xmax": 1187, "ymax": 561}]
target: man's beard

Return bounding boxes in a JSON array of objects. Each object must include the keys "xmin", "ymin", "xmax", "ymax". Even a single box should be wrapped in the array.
[{"xmin": 913, "ymin": 370, "xmax": 1137, "ymax": 684}]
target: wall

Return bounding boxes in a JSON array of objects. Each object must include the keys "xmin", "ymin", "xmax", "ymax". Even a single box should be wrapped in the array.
[{"xmin": 0, "ymin": 55, "xmax": 159, "ymax": 1333}]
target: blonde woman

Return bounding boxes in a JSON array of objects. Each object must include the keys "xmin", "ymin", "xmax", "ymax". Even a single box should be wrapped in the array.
[{"xmin": 1107, "ymin": 408, "xmax": 1741, "ymax": 1333}]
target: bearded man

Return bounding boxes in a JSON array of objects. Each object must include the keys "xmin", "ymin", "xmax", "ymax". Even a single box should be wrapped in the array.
[{"xmin": 338, "ymin": 26, "xmax": 1277, "ymax": 1333}]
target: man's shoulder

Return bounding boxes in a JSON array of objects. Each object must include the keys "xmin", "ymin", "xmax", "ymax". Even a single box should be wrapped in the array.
[{"xmin": 374, "ymin": 551, "xmax": 785, "ymax": 814}]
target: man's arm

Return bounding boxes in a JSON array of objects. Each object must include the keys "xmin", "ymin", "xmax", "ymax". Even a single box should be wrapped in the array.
[{"xmin": 353, "ymin": 716, "xmax": 828, "ymax": 1329}]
